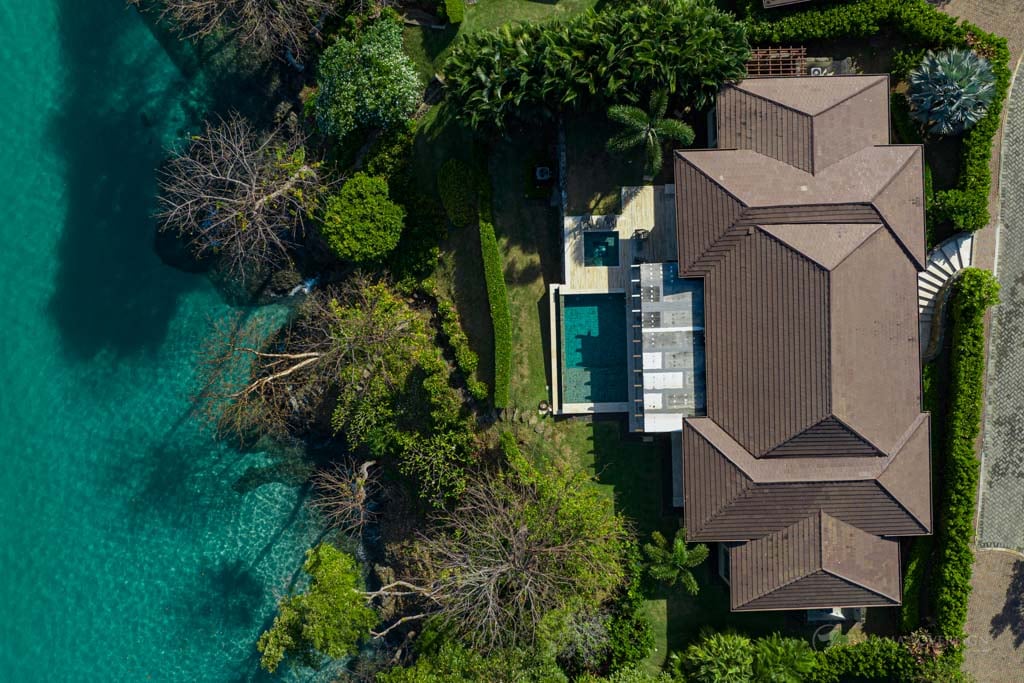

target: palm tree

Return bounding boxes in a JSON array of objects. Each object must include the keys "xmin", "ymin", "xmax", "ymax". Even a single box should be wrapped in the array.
[
  {"xmin": 642, "ymin": 528, "xmax": 709, "ymax": 594},
  {"xmin": 607, "ymin": 91, "xmax": 695, "ymax": 177}
]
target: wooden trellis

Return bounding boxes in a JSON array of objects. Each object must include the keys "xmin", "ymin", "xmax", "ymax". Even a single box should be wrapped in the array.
[{"xmin": 746, "ymin": 47, "xmax": 808, "ymax": 77}]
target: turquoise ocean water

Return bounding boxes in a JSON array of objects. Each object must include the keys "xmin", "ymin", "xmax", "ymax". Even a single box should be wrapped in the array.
[{"xmin": 0, "ymin": 2, "xmax": 325, "ymax": 680}]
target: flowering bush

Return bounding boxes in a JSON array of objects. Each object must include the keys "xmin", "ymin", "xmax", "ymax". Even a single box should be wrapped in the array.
[{"xmin": 314, "ymin": 16, "xmax": 421, "ymax": 139}]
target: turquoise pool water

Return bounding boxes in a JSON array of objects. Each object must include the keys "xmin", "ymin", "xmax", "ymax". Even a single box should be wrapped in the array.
[
  {"xmin": 583, "ymin": 231, "xmax": 620, "ymax": 267},
  {"xmin": 0, "ymin": 3, "xmax": 324, "ymax": 680},
  {"xmin": 561, "ymin": 294, "xmax": 628, "ymax": 404}
]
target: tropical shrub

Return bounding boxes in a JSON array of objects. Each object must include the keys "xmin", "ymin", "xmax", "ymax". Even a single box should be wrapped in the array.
[
  {"xmin": 933, "ymin": 268, "xmax": 999, "ymax": 645},
  {"xmin": 908, "ymin": 49, "xmax": 995, "ymax": 135},
  {"xmin": 314, "ymin": 16, "xmax": 421, "ymax": 139},
  {"xmin": 479, "ymin": 187, "xmax": 512, "ymax": 408},
  {"xmin": 674, "ymin": 631, "xmax": 755, "ymax": 683},
  {"xmin": 752, "ymin": 634, "xmax": 817, "ymax": 683},
  {"xmin": 808, "ymin": 637, "xmax": 916, "ymax": 683},
  {"xmin": 437, "ymin": 158, "xmax": 477, "ymax": 228},
  {"xmin": 444, "ymin": 0, "xmax": 749, "ymax": 129},
  {"xmin": 607, "ymin": 91, "xmax": 695, "ymax": 176},
  {"xmin": 320, "ymin": 173, "xmax": 405, "ymax": 262},
  {"xmin": 604, "ymin": 540, "xmax": 655, "ymax": 671},
  {"xmin": 745, "ymin": 0, "xmax": 1011, "ymax": 233},
  {"xmin": 377, "ymin": 639, "xmax": 567, "ymax": 682},
  {"xmin": 642, "ymin": 528, "xmax": 708, "ymax": 594},
  {"xmin": 257, "ymin": 544, "xmax": 377, "ymax": 673}
]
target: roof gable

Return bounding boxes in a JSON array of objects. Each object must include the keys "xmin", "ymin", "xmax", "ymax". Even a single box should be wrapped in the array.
[
  {"xmin": 730, "ymin": 75, "xmax": 888, "ymax": 117},
  {"xmin": 758, "ymin": 223, "xmax": 882, "ymax": 270},
  {"xmin": 729, "ymin": 511, "xmax": 900, "ymax": 611}
]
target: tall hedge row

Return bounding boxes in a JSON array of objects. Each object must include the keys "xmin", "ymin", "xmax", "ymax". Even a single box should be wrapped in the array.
[
  {"xmin": 933, "ymin": 268, "xmax": 999, "ymax": 644},
  {"xmin": 746, "ymin": 0, "xmax": 1010, "ymax": 234},
  {"xmin": 478, "ymin": 186, "xmax": 512, "ymax": 408}
]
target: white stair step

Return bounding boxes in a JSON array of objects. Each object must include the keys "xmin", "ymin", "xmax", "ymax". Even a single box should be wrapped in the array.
[{"xmin": 919, "ymin": 270, "xmax": 947, "ymax": 288}]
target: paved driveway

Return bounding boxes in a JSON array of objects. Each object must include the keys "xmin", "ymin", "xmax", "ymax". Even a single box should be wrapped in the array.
[{"xmin": 979, "ymin": 66, "xmax": 1024, "ymax": 554}]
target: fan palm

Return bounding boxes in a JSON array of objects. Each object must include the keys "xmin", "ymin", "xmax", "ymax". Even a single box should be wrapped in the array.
[
  {"xmin": 642, "ymin": 528, "xmax": 709, "ymax": 594},
  {"xmin": 907, "ymin": 48, "xmax": 995, "ymax": 136},
  {"xmin": 607, "ymin": 90, "xmax": 695, "ymax": 176}
]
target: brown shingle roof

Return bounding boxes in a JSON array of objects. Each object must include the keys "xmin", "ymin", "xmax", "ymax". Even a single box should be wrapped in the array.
[
  {"xmin": 682, "ymin": 417, "xmax": 931, "ymax": 541},
  {"xmin": 717, "ymin": 76, "xmax": 889, "ymax": 173},
  {"xmin": 673, "ymin": 75, "xmax": 930, "ymax": 611},
  {"xmin": 729, "ymin": 511, "xmax": 901, "ymax": 611}
]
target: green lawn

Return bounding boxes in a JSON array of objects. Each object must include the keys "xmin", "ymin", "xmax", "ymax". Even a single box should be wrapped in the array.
[{"xmin": 404, "ymin": 0, "xmax": 600, "ymax": 80}]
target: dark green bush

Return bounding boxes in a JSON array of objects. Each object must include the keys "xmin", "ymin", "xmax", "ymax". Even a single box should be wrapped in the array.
[
  {"xmin": 479, "ymin": 185, "xmax": 512, "ymax": 408},
  {"xmin": 933, "ymin": 268, "xmax": 999, "ymax": 644},
  {"xmin": 436, "ymin": 295, "xmax": 489, "ymax": 401},
  {"xmin": 604, "ymin": 540, "xmax": 654, "ymax": 672},
  {"xmin": 900, "ymin": 537, "xmax": 929, "ymax": 633},
  {"xmin": 808, "ymin": 637, "xmax": 916, "ymax": 683},
  {"xmin": 320, "ymin": 172, "xmax": 405, "ymax": 263},
  {"xmin": 437, "ymin": 158, "xmax": 477, "ymax": 228},
  {"xmin": 746, "ymin": 0, "xmax": 1010, "ymax": 234}
]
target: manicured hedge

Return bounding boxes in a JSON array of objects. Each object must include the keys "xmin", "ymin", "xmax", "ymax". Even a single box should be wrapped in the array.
[
  {"xmin": 933, "ymin": 268, "xmax": 1000, "ymax": 644},
  {"xmin": 746, "ymin": 0, "xmax": 1010, "ymax": 234},
  {"xmin": 808, "ymin": 637, "xmax": 916, "ymax": 683},
  {"xmin": 900, "ymin": 537, "xmax": 929, "ymax": 633},
  {"xmin": 436, "ymin": 295, "xmax": 489, "ymax": 401},
  {"xmin": 437, "ymin": 158, "xmax": 477, "ymax": 228},
  {"xmin": 478, "ymin": 186, "xmax": 512, "ymax": 408},
  {"xmin": 442, "ymin": 0, "xmax": 464, "ymax": 25}
]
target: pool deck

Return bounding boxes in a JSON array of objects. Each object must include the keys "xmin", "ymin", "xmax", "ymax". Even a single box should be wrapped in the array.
[
  {"xmin": 562, "ymin": 185, "xmax": 678, "ymax": 291},
  {"xmin": 554, "ymin": 184, "xmax": 679, "ymax": 416}
]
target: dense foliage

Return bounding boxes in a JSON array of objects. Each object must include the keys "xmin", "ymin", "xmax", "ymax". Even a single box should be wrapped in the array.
[
  {"xmin": 933, "ymin": 268, "xmax": 1000, "ymax": 644},
  {"xmin": 436, "ymin": 294, "xmax": 489, "ymax": 401},
  {"xmin": 675, "ymin": 632, "xmax": 755, "ymax": 683},
  {"xmin": 908, "ymin": 49, "xmax": 995, "ymax": 135},
  {"xmin": 444, "ymin": 0, "xmax": 749, "ymax": 129},
  {"xmin": 320, "ymin": 173, "xmax": 405, "ymax": 263},
  {"xmin": 479, "ymin": 187, "xmax": 512, "ymax": 408},
  {"xmin": 753, "ymin": 634, "xmax": 817, "ymax": 683},
  {"xmin": 437, "ymin": 158, "xmax": 477, "ymax": 228},
  {"xmin": 257, "ymin": 544, "xmax": 377, "ymax": 673},
  {"xmin": 328, "ymin": 280, "xmax": 476, "ymax": 506},
  {"xmin": 315, "ymin": 16, "xmax": 421, "ymax": 140},
  {"xmin": 745, "ymin": 0, "xmax": 1010, "ymax": 233},
  {"xmin": 607, "ymin": 91, "xmax": 695, "ymax": 176},
  {"xmin": 417, "ymin": 441, "xmax": 629, "ymax": 650}
]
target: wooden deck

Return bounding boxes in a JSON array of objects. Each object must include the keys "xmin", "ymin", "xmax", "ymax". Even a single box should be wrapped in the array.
[{"xmin": 562, "ymin": 185, "xmax": 678, "ymax": 291}]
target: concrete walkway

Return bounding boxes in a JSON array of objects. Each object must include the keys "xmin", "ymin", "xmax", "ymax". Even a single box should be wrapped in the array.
[{"xmin": 978, "ymin": 66, "xmax": 1024, "ymax": 554}]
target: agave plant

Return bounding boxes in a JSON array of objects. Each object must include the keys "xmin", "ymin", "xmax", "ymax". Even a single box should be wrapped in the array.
[
  {"xmin": 907, "ymin": 48, "xmax": 995, "ymax": 136},
  {"xmin": 607, "ymin": 91, "xmax": 695, "ymax": 176}
]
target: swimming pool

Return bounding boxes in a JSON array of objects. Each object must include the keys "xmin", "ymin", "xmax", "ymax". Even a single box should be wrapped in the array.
[
  {"xmin": 560, "ymin": 293, "xmax": 628, "ymax": 404},
  {"xmin": 583, "ymin": 231, "xmax": 620, "ymax": 267}
]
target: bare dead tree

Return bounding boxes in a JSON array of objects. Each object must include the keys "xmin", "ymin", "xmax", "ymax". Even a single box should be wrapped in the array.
[
  {"xmin": 310, "ymin": 459, "xmax": 379, "ymax": 537},
  {"xmin": 408, "ymin": 470, "xmax": 629, "ymax": 651},
  {"xmin": 157, "ymin": 113, "xmax": 321, "ymax": 285},
  {"xmin": 155, "ymin": 0, "xmax": 339, "ymax": 59},
  {"xmin": 197, "ymin": 274, "xmax": 421, "ymax": 441}
]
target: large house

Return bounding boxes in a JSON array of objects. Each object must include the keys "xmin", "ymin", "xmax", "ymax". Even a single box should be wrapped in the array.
[{"xmin": 550, "ymin": 74, "xmax": 930, "ymax": 613}]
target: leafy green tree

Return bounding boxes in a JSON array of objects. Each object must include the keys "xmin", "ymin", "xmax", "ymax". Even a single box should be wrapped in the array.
[
  {"xmin": 642, "ymin": 528, "xmax": 708, "ymax": 594},
  {"xmin": 674, "ymin": 631, "xmax": 755, "ymax": 683},
  {"xmin": 377, "ymin": 639, "xmax": 567, "ymax": 683},
  {"xmin": 320, "ymin": 173, "xmax": 405, "ymax": 262},
  {"xmin": 752, "ymin": 634, "xmax": 817, "ymax": 683},
  {"xmin": 314, "ymin": 16, "xmax": 421, "ymax": 139},
  {"xmin": 908, "ymin": 49, "xmax": 995, "ymax": 135},
  {"xmin": 257, "ymin": 543, "xmax": 377, "ymax": 673},
  {"xmin": 607, "ymin": 91, "xmax": 695, "ymax": 176}
]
